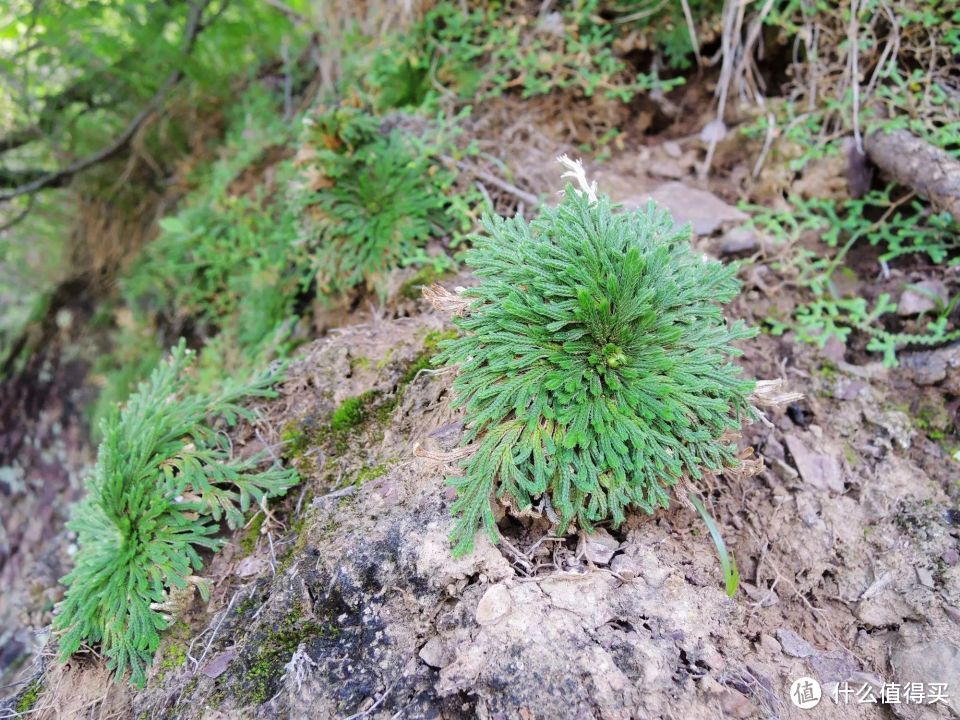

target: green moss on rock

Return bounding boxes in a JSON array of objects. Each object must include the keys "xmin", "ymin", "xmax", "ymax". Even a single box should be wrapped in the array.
[
  {"xmin": 239, "ymin": 604, "xmax": 339, "ymax": 705},
  {"xmin": 15, "ymin": 679, "xmax": 43, "ymax": 713}
]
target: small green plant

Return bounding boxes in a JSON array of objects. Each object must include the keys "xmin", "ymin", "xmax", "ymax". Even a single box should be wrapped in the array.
[
  {"xmin": 689, "ymin": 493, "xmax": 739, "ymax": 597},
  {"xmin": 299, "ymin": 105, "xmax": 465, "ymax": 298},
  {"xmin": 14, "ymin": 679, "xmax": 43, "ymax": 713},
  {"xmin": 435, "ymin": 164, "xmax": 757, "ymax": 555},
  {"xmin": 54, "ymin": 341, "xmax": 298, "ymax": 686},
  {"xmin": 747, "ymin": 191, "xmax": 960, "ymax": 365}
]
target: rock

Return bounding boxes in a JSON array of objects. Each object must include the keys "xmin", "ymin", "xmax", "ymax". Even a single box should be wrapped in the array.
[
  {"xmin": 837, "ymin": 379, "xmax": 866, "ymax": 401},
  {"xmin": 762, "ymin": 436, "xmax": 785, "ymax": 463},
  {"xmin": 648, "ymin": 159, "xmax": 688, "ymax": 179},
  {"xmin": 700, "ymin": 118, "xmax": 728, "ymax": 144},
  {"xmin": 809, "ymin": 649, "xmax": 858, "ymax": 683},
  {"xmin": 916, "ymin": 566, "xmax": 935, "ymax": 589},
  {"xmin": 890, "ymin": 639, "xmax": 960, "ymax": 716},
  {"xmin": 741, "ymin": 582, "xmax": 778, "ymax": 607},
  {"xmin": 944, "ymin": 605, "xmax": 960, "ymax": 625},
  {"xmin": 770, "ymin": 457, "xmax": 799, "ymax": 483},
  {"xmin": 720, "ymin": 687, "xmax": 756, "ymax": 718},
  {"xmin": 662, "ymin": 141, "xmax": 683, "ymax": 158},
  {"xmin": 578, "ymin": 528, "xmax": 620, "ymax": 566},
  {"xmin": 610, "ymin": 554, "xmax": 640, "ymax": 580},
  {"xmin": 776, "ymin": 628, "xmax": 816, "ymax": 658},
  {"xmin": 855, "ymin": 594, "xmax": 914, "ymax": 628},
  {"xmin": 418, "ymin": 637, "xmax": 452, "ymax": 669},
  {"xmin": 475, "ymin": 584, "xmax": 513, "ymax": 626},
  {"xmin": 758, "ymin": 634, "xmax": 781, "ymax": 655},
  {"xmin": 899, "ymin": 342, "xmax": 960, "ymax": 388},
  {"xmin": 784, "ymin": 434, "xmax": 844, "ymax": 493},
  {"xmin": 898, "ymin": 280, "xmax": 949, "ymax": 316},
  {"xmin": 201, "ymin": 648, "xmax": 238, "ymax": 679},
  {"xmin": 863, "ymin": 406, "xmax": 917, "ymax": 449},
  {"xmin": 628, "ymin": 182, "xmax": 749, "ymax": 235},
  {"xmin": 820, "ymin": 335, "xmax": 847, "ymax": 365},
  {"xmin": 641, "ymin": 563, "xmax": 671, "ymax": 589},
  {"xmin": 942, "ymin": 549, "xmax": 959, "ymax": 566},
  {"xmin": 717, "ymin": 227, "xmax": 759, "ymax": 256}
]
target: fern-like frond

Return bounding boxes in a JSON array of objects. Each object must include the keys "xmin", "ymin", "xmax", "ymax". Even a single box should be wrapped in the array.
[{"xmin": 54, "ymin": 341, "xmax": 298, "ymax": 686}]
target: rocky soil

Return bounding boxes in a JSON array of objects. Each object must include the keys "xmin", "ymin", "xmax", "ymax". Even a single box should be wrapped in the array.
[{"xmin": 2, "ymin": 146, "xmax": 958, "ymax": 719}]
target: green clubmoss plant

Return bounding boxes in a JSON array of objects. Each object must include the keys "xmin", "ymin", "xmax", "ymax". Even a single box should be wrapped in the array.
[
  {"xmin": 434, "ymin": 157, "xmax": 759, "ymax": 556},
  {"xmin": 54, "ymin": 341, "xmax": 298, "ymax": 686},
  {"xmin": 300, "ymin": 105, "xmax": 459, "ymax": 297}
]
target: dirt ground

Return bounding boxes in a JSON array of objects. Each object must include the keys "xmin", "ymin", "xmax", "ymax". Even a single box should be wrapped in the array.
[{"xmin": 2, "ymin": 96, "xmax": 959, "ymax": 719}]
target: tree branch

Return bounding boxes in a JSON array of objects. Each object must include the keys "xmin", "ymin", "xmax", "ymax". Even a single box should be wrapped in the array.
[
  {"xmin": 0, "ymin": 126, "xmax": 42, "ymax": 154},
  {"xmin": 0, "ymin": 75, "xmax": 120, "ymax": 156},
  {"xmin": 0, "ymin": 0, "xmax": 213, "ymax": 203},
  {"xmin": 0, "ymin": 195, "xmax": 35, "ymax": 234}
]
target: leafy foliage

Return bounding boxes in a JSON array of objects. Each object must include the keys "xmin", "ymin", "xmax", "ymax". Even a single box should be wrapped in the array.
[
  {"xmin": 435, "ymin": 189, "xmax": 757, "ymax": 555},
  {"xmin": 298, "ymin": 105, "xmax": 466, "ymax": 297},
  {"xmin": 55, "ymin": 341, "xmax": 298, "ymax": 686},
  {"xmin": 0, "ymin": 0, "xmax": 305, "ymax": 169},
  {"xmin": 361, "ymin": 0, "xmax": 690, "ymax": 111},
  {"xmin": 0, "ymin": 0, "xmax": 309, "ymax": 372}
]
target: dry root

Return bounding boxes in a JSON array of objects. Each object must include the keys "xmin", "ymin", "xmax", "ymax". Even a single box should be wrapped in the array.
[
  {"xmin": 751, "ymin": 378, "xmax": 804, "ymax": 409},
  {"xmin": 422, "ymin": 283, "xmax": 472, "ymax": 317}
]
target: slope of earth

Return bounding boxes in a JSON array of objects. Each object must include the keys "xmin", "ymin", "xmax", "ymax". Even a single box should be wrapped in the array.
[{"xmin": 14, "ymin": 263, "xmax": 959, "ymax": 719}]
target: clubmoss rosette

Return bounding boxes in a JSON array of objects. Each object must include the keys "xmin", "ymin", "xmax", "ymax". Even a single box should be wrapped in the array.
[{"xmin": 433, "ymin": 158, "xmax": 765, "ymax": 555}]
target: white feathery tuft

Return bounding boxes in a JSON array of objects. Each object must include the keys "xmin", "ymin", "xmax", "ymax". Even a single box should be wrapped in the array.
[{"xmin": 557, "ymin": 154, "xmax": 598, "ymax": 203}]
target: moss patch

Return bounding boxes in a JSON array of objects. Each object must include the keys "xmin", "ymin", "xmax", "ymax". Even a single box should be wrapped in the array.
[
  {"xmin": 330, "ymin": 395, "xmax": 369, "ymax": 432},
  {"xmin": 15, "ymin": 679, "xmax": 43, "ymax": 713},
  {"xmin": 916, "ymin": 401, "xmax": 951, "ymax": 440},
  {"xmin": 401, "ymin": 329, "xmax": 457, "ymax": 385},
  {"xmin": 239, "ymin": 603, "xmax": 339, "ymax": 705},
  {"xmin": 352, "ymin": 464, "xmax": 389, "ymax": 486},
  {"xmin": 280, "ymin": 329, "xmax": 457, "ymax": 484},
  {"xmin": 239, "ymin": 512, "xmax": 266, "ymax": 554}
]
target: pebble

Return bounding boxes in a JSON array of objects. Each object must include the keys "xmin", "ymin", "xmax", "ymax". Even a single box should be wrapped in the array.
[
  {"xmin": 630, "ymin": 182, "xmax": 748, "ymax": 236},
  {"xmin": 578, "ymin": 528, "xmax": 620, "ymax": 566},
  {"xmin": 717, "ymin": 227, "xmax": 760, "ymax": 256},
  {"xmin": 475, "ymin": 584, "xmax": 512, "ymax": 626},
  {"xmin": 610, "ymin": 554, "xmax": 640, "ymax": 580},
  {"xmin": 890, "ymin": 639, "xmax": 960, "ymax": 715},
  {"xmin": 916, "ymin": 566, "xmax": 935, "ymax": 589},
  {"xmin": 897, "ymin": 280, "xmax": 948, "ymax": 316},
  {"xmin": 642, "ymin": 564, "xmax": 671, "ymax": 589},
  {"xmin": 418, "ymin": 637, "xmax": 450, "ymax": 668},
  {"xmin": 784, "ymin": 434, "xmax": 843, "ymax": 493},
  {"xmin": 720, "ymin": 687, "xmax": 756, "ymax": 718},
  {"xmin": 758, "ymin": 634, "xmax": 781, "ymax": 655},
  {"xmin": 776, "ymin": 628, "xmax": 816, "ymax": 658},
  {"xmin": 942, "ymin": 549, "xmax": 959, "ymax": 566}
]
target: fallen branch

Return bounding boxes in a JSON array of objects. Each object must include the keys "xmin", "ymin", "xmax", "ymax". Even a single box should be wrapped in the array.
[
  {"xmin": 0, "ymin": 0, "xmax": 212, "ymax": 202},
  {"xmin": 865, "ymin": 129, "xmax": 960, "ymax": 220}
]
